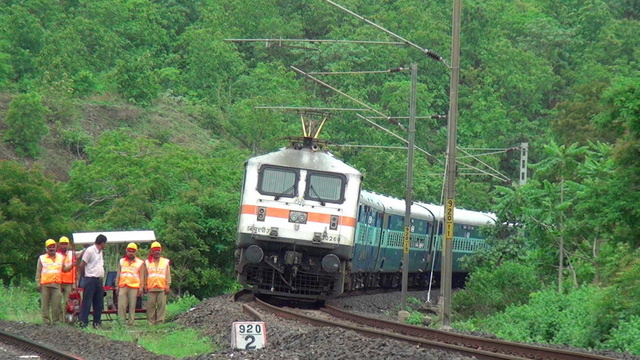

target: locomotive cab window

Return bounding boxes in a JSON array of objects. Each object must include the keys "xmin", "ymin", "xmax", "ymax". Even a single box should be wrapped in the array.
[
  {"xmin": 305, "ymin": 172, "xmax": 346, "ymax": 204},
  {"xmin": 258, "ymin": 166, "xmax": 298, "ymax": 198}
]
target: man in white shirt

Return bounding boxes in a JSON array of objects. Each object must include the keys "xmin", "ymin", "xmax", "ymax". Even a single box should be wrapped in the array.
[{"xmin": 78, "ymin": 234, "xmax": 107, "ymax": 328}]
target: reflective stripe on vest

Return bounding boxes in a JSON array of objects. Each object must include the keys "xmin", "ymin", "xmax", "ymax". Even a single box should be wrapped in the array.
[
  {"xmin": 40, "ymin": 254, "xmax": 63, "ymax": 285},
  {"xmin": 118, "ymin": 257, "xmax": 143, "ymax": 288},
  {"xmin": 60, "ymin": 251, "xmax": 75, "ymax": 284},
  {"xmin": 145, "ymin": 257, "xmax": 169, "ymax": 290}
]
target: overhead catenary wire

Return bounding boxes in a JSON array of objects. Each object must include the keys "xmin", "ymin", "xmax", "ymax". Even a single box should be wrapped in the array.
[
  {"xmin": 330, "ymin": 144, "xmax": 408, "ymax": 150},
  {"xmin": 225, "ymin": 38, "xmax": 406, "ymax": 46},
  {"xmin": 308, "ymin": 67, "xmax": 409, "ymax": 75},
  {"xmin": 322, "ymin": 0, "xmax": 448, "ymax": 67},
  {"xmin": 456, "ymin": 161, "xmax": 508, "ymax": 181},
  {"xmin": 255, "ymin": 106, "xmax": 372, "ymax": 112},
  {"xmin": 366, "ymin": 115, "xmax": 447, "ymax": 119},
  {"xmin": 355, "ymin": 114, "xmax": 442, "ymax": 163},
  {"xmin": 291, "ymin": 65, "xmax": 406, "ymax": 129},
  {"xmin": 457, "ymin": 147, "xmax": 510, "ymax": 182},
  {"xmin": 457, "ymin": 149, "xmax": 513, "ymax": 158}
]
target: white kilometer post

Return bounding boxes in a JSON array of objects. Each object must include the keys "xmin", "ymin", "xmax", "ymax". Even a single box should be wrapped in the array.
[{"xmin": 231, "ymin": 321, "xmax": 267, "ymax": 350}]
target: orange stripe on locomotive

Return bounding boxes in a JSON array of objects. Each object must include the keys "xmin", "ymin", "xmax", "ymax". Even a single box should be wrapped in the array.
[{"xmin": 240, "ymin": 204, "xmax": 356, "ymax": 228}]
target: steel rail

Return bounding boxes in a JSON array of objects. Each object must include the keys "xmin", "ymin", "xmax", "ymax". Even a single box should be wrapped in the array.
[
  {"xmin": 0, "ymin": 330, "xmax": 82, "ymax": 360},
  {"xmin": 323, "ymin": 305, "xmax": 620, "ymax": 360},
  {"xmin": 252, "ymin": 297, "xmax": 527, "ymax": 360}
]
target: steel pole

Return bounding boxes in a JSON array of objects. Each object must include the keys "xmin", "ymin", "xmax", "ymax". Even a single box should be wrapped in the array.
[
  {"xmin": 441, "ymin": 0, "xmax": 462, "ymax": 328},
  {"xmin": 401, "ymin": 63, "xmax": 418, "ymax": 309}
]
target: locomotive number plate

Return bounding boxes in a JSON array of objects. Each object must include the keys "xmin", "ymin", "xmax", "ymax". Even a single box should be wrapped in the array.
[{"xmin": 231, "ymin": 321, "xmax": 267, "ymax": 350}]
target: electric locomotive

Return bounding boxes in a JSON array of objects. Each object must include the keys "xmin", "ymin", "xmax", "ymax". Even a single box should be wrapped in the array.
[
  {"xmin": 235, "ymin": 137, "xmax": 362, "ymax": 300},
  {"xmin": 235, "ymin": 137, "xmax": 496, "ymax": 301}
]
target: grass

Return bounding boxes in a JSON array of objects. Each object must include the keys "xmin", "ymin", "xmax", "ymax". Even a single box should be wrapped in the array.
[
  {"xmin": 89, "ymin": 322, "xmax": 216, "ymax": 358},
  {"xmin": 0, "ymin": 283, "xmax": 217, "ymax": 358},
  {"xmin": 0, "ymin": 283, "xmax": 42, "ymax": 323}
]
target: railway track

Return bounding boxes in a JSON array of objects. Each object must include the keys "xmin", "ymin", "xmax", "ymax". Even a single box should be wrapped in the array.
[
  {"xmin": 241, "ymin": 295, "xmax": 619, "ymax": 360},
  {"xmin": 0, "ymin": 330, "xmax": 81, "ymax": 360}
]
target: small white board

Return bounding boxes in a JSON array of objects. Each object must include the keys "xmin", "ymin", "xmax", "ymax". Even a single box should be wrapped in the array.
[{"xmin": 231, "ymin": 321, "xmax": 267, "ymax": 350}]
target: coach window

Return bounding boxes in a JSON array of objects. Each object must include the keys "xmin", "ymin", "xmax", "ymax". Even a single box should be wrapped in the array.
[
  {"xmin": 305, "ymin": 171, "xmax": 346, "ymax": 204},
  {"xmin": 258, "ymin": 166, "xmax": 298, "ymax": 198}
]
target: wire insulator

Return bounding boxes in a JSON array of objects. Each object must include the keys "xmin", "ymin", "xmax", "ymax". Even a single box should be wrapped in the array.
[{"xmin": 425, "ymin": 49, "xmax": 443, "ymax": 62}]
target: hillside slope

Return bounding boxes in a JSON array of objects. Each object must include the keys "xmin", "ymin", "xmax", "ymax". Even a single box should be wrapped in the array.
[{"xmin": 0, "ymin": 93, "xmax": 222, "ymax": 181}]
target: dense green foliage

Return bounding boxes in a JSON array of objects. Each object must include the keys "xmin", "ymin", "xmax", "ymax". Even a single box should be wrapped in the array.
[
  {"xmin": 1, "ymin": 0, "xmax": 640, "ymax": 353},
  {"xmin": 0, "ymin": 161, "xmax": 75, "ymax": 285},
  {"xmin": 3, "ymin": 92, "xmax": 50, "ymax": 157},
  {"xmin": 453, "ymin": 261, "xmax": 539, "ymax": 318}
]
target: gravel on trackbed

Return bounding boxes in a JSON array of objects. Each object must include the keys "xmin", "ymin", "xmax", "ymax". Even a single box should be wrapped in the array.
[{"xmin": 1, "ymin": 290, "xmax": 638, "ymax": 360}]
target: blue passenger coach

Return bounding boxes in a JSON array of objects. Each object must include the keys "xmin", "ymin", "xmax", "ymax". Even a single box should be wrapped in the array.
[{"xmin": 348, "ymin": 190, "xmax": 496, "ymax": 290}]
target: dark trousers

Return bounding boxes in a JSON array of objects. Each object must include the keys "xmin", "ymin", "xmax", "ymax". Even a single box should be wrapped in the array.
[{"xmin": 80, "ymin": 277, "xmax": 104, "ymax": 327}]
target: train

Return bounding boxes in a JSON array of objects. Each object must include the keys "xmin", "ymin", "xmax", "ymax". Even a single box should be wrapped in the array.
[{"xmin": 234, "ymin": 137, "xmax": 496, "ymax": 300}]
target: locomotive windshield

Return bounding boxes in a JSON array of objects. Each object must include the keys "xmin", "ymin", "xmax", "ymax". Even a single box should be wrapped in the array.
[
  {"xmin": 305, "ymin": 172, "xmax": 346, "ymax": 204},
  {"xmin": 258, "ymin": 166, "xmax": 298, "ymax": 198}
]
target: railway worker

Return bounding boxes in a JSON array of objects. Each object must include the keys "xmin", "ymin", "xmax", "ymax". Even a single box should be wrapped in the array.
[
  {"xmin": 36, "ymin": 239, "xmax": 76, "ymax": 325},
  {"xmin": 57, "ymin": 236, "xmax": 83, "ymax": 322},
  {"xmin": 144, "ymin": 241, "xmax": 171, "ymax": 325},
  {"xmin": 115, "ymin": 242, "xmax": 145, "ymax": 325},
  {"xmin": 36, "ymin": 239, "xmax": 64, "ymax": 325},
  {"xmin": 78, "ymin": 234, "xmax": 108, "ymax": 328}
]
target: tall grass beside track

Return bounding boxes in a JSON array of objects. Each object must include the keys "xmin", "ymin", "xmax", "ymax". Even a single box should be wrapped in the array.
[
  {"xmin": 0, "ymin": 285, "xmax": 216, "ymax": 358},
  {"xmin": 0, "ymin": 282, "xmax": 41, "ymax": 323}
]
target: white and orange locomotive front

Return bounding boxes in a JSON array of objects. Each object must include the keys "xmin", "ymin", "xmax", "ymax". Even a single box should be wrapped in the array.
[{"xmin": 235, "ymin": 138, "xmax": 362, "ymax": 300}]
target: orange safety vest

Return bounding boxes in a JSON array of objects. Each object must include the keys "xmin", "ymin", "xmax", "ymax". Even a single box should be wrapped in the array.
[
  {"xmin": 59, "ymin": 251, "xmax": 75, "ymax": 284},
  {"xmin": 39, "ymin": 253, "xmax": 63, "ymax": 285},
  {"xmin": 145, "ymin": 257, "xmax": 169, "ymax": 290},
  {"xmin": 118, "ymin": 257, "xmax": 144, "ymax": 289}
]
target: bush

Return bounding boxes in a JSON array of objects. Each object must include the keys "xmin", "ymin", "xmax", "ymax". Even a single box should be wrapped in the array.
[
  {"xmin": 453, "ymin": 260, "xmax": 539, "ymax": 319},
  {"xmin": 476, "ymin": 286, "xmax": 609, "ymax": 348},
  {"xmin": 604, "ymin": 315, "xmax": 640, "ymax": 355},
  {"xmin": 60, "ymin": 127, "xmax": 92, "ymax": 156},
  {"xmin": 3, "ymin": 92, "xmax": 50, "ymax": 158},
  {"xmin": 406, "ymin": 311, "xmax": 425, "ymax": 325},
  {"xmin": 114, "ymin": 52, "xmax": 159, "ymax": 106}
]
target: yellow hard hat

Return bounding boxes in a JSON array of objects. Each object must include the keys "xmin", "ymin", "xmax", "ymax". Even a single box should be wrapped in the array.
[
  {"xmin": 45, "ymin": 239, "xmax": 56, "ymax": 248},
  {"xmin": 59, "ymin": 236, "xmax": 70, "ymax": 244},
  {"xmin": 151, "ymin": 241, "xmax": 162, "ymax": 249},
  {"xmin": 126, "ymin": 242, "xmax": 138, "ymax": 251}
]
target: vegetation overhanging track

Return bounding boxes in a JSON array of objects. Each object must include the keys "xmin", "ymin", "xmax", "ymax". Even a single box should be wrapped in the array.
[
  {"xmin": 0, "ymin": 330, "xmax": 82, "ymax": 360},
  {"xmin": 322, "ymin": 305, "xmax": 619, "ymax": 360}
]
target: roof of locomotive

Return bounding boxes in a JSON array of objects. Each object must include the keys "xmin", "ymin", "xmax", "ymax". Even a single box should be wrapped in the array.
[
  {"xmin": 247, "ymin": 146, "xmax": 362, "ymax": 176},
  {"xmin": 360, "ymin": 190, "xmax": 496, "ymax": 226}
]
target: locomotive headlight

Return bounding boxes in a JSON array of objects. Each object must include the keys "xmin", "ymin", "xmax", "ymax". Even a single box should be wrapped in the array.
[
  {"xmin": 330, "ymin": 215, "xmax": 339, "ymax": 230},
  {"xmin": 244, "ymin": 245, "xmax": 264, "ymax": 264},
  {"xmin": 322, "ymin": 254, "xmax": 341, "ymax": 273},
  {"xmin": 289, "ymin": 210, "xmax": 308, "ymax": 224}
]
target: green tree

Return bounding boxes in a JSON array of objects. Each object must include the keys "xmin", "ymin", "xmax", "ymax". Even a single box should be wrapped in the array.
[
  {"xmin": 0, "ymin": 161, "xmax": 74, "ymax": 285},
  {"xmin": 2, "ymin": 4, "xmax": 46, "ymax": 82},
  {"xmin": 65, "ymin": 130, "xmax": 246, "ymax": 296},
  {"xmin": 114, "ymin": 52, "xmax": 160, "ymax": 106},
  {"xmin": 3, "ymin": 93, "xmax": 50, "ymax": 158},
  {"xmin": 530, "ymin": 142, "xmax": 589, "ymax": 292}
]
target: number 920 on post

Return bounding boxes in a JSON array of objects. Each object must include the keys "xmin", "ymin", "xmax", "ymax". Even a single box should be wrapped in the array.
[{"xmin": 231, "ymin": 321, "xmax": 267, "ymax": 350}]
